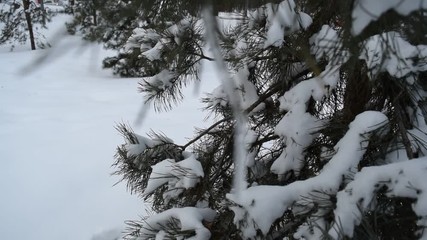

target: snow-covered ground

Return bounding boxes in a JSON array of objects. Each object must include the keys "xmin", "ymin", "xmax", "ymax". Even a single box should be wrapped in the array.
[{"xmin": 0, "ymin": 14, "xmax": 218, "ymax": 240}]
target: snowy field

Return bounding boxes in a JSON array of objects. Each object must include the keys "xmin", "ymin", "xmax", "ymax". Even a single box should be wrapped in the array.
[{"xmin": 0, "ymin": 14, "xmax": 218, "ymax": 240}]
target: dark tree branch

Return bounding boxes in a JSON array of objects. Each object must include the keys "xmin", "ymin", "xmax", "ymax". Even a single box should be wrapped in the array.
[{"xmin": 182, "ymin": 117, "xmax": 232, "ymax": 150}]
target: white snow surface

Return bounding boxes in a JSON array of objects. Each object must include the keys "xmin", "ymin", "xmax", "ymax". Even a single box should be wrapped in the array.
[
  {"xmin": 91, "ymin": 228, "xmax": 122, "ymax": 240},
  {"xmin": 0, "ymin": 14, "xmax": 220, "ymax": 240}
]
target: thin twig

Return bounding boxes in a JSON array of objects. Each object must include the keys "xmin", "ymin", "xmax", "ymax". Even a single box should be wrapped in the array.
[{"xmin": 182, "ymin": 117, "xmax": 232, "ymax": 150}]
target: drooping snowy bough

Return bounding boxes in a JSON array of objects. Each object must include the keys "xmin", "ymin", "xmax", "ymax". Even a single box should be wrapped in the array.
[
  {"xmin": 228, "ymin": 111, "xmax": 389, "ymax": 239},
  {"xmin": 331, "ymin": 157, "xmax": 427, "ymax": 239},
  {"xmin": 113, "ymin": 0, "xmax": 427, "ymax": 239}
]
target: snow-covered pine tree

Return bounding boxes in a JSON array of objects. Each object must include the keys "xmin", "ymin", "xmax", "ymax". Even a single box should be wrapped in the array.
[
  {"xmin": 67, "ymin": 0, "xmax": 154, "ymax": 76},
  {"xmin": 114, "ymin": 0, "xmax": 427, "ymax": 239},
  {"xmin": 68, "ymin": 0, "xmax": 267, "ymax": 77},
  {"xmin": 66, "ymin": 0, "xmax": 103, "ymax": 39},
  {"xmin": 0, "ymin": 0, "xmax": 52, "ymax": 50}
]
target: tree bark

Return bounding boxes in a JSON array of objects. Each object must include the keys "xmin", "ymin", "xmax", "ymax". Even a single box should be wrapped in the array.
[
  {"xmin": 40, "ymin": 0, "xmax": 46, "ymax": 26},
  {"xmin": 93, "ymin": 8, "xmax": 97, "ymax": 26},
  {"xmin": 22, "ymin": 0, "xmax": 36, "ymax": 50}
]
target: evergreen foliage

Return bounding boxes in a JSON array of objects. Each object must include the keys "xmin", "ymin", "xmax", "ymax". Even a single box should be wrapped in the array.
[
  {"xmin": 113, "ymin": 0, "xmax": 427, "ymax": 239},
  {"xmin": 69, "ymin": 0, "xmax": 277, "ymax": 77},
  {"xmin": 67, "ymin": 0, "xmax": 144, "ymax": 76},
  {"xmin": 0, "ymin": 0, "xmax": 52, "ymax": 50}
]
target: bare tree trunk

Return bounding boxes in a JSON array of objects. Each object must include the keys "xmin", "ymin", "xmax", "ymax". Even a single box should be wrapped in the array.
[
  {"xmin": 93, "ymin": 8, "xmax": 97, "ymax": 26},
  {"xmin": 22, "ymin": 0, "xmax": 36, "ymax": 50},
  {"xmin": 69, "ymin": 0, "xmax": 74, "ymax": 14},
  {"xmin": 40, "ymin": 0, "xmax": 46, "ymax": 26}
]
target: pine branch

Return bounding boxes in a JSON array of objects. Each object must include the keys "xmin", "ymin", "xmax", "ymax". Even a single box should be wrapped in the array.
[
  {"xmin": 181, "ymin": 117, "xmax": 231, "ymax": 150},
  {"xmin": 244, "ymin": 67, "xmax": 312, "ymax": 114},
  {"xmin": 394, "ymin": 102, "xmax": 415, "ymax": 159},
  {"xmin": 189, "ymin": 51, "xmax": 214, "ymax": 61},
  {"xmin": 251, "ymin": 134, "xmax": 280, "ymax": 148}
]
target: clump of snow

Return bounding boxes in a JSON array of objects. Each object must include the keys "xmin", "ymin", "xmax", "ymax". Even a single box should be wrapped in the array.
[
  {"xmin": 243, "ymin": 129, "xmax": 258, "ymax": 167},
  {"xmin": 139, "ymin": 17, "xmax": 193, "ymax": 61},
  {"xmin": 124, "ymin": 133, "xmax": 170, "ymax": 157},
  {"xmin": 143, "ymin": 153, "xmax": 204, "ymax": 200},
  {"xmin": 310, "ymin": 25, "xmax": 348, "ymax": 89},
  {"xmin": 234, "ymin": 66, "xmax": 264, "ymax": 112},
  {"xmin": 209, "ymin": 85, "xmax": 228, "ymax": 107},
  {"xmin": 125, "ymin": 28, "xmax": 160, "ymax": 52},
  {"xmin": 294, "ymin": 216, "xmax": 326, "ymax": 240},
  {"xmin": 352, "ymin": 0, "xmax": 427, "ymax": 35},
  {"xmin": 165, "ymin": 17, "xmax": 193, "ymax": 45},
  {"xmin": 262, "ymin": 0, "xmax": 313, "ymax": 47},
  {"xmin": 228, "ymin": 37, "xmax": 249, "ymax": 59},
  {"xmin": 272, "ymin": 110, "xmax": 323, "ymax": 175},
  {"xmin": 228, "ymin": 111, "xmax": 388, "ymax": 238},
  {"xmin": 271, "ymin": 66, "xmax": 340, "ymax": 175},
  {"xmin": 269, "ymin": 25, "xmax": 353, "ymax": 177},
  {"xmin": 330, "ymin": 156, "xmax": 427, "ymax": 239},
  {"xmin": 298, "ymin": 12, "xmax": 313, "ymax": 30},
  {"xmin": 143, "ymin": 69, "xmax": 176, "ymax": 90},
  {"xmin": 360, "ymin": 31, "xmax": 427, "ymax": 79},
  {"xmin": 278, "ymin": 79, "xmax": 325, "ymax": 112},
  {"xmin": 141, "ymin": 40, "xmax": 168, "ymax": 61},
  {"xmin": 126, "ymin": 17, "xmax": 195, "ymax": 61},
  {"xmin": 207, "ymin": 65, "xmax": 264, "ymax": 113},
  {"xmin": 139, "ymin": 207, "xmax": 216, "ymax": 240},
  {"xmin": 310, "ymin": 25, "xmax": 347, "ymax": 63}
]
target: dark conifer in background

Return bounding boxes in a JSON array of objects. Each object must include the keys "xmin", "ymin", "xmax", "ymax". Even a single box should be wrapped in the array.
[{"xmin": 0, "ymin": 0, "xmax": 53, "ymax": 50}]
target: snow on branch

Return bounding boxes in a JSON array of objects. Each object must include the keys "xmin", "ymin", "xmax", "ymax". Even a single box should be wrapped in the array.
[
  {"xmin": 227, "ymin": 111, "xmax": 389, "ymax": 238},
  {"xmin": 122, "ymin": 15, "xmax": 206, "ymax": 111},
  {"xmin": 143, "ymin": 153, "xmax": 204, "ymax": 202},
  {"xmin": 271, "ymin": 26, "xmax": 346, "ymax": 176},
  {"xmin": 203, "ymin": 6, "xmax": 250, "ymax": 196},
  {"xmin": 138, "ymin": 207, "xmax": 216, "ymax": 240},
  {"xmin": 272, "ymin": 109, "xmax": 324, "ymax": 176},
  {"xmin": 125, "ymin": 17, "xmax": 194, "ymax": 56},
  {"xmin": 352, "ymin": 0, "xmax": 427, "ymax": 35},
  {"xmin": 143, "ymin": 70, "xmax": 177, "ymax": 90},
  {"xmin": 124, "ymin": 132, "xmax": 171, "ymax": 158},
  {"xmin": 260, "ymin": 0, "xmax": 313, "ymax": 48},
  {"xmin": 208, "ymin": 65, "xmax": 265, "ymax": 115},
  {"xmin": 360, "ymin": 31, "xmax": 427, "ymax": 80},
  {"xmin": 114, "ymin": 125, "xmax": 182, "ymax": 196},
  {"xmin": 330, "ymin": 157, "xmax": 427, "ymax": 239},
  {"xmin": 310, "ymin": 25, "xmax": 349, "ymax": 66},
  {"xmin": 125, "ymin": 27, "xmax": 160, "ymax": 53},
  {"xmin": 408, "ymin": 107, "xmax": 427, "ymax": 156}
]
